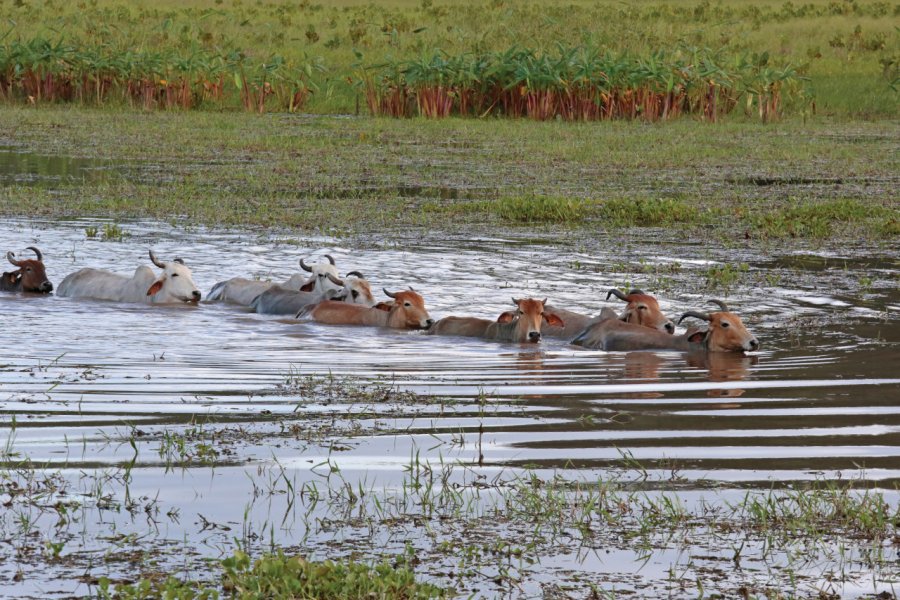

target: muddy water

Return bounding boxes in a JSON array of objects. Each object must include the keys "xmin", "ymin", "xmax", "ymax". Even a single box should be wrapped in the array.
[{"xmin": 1, "ymin": 219, "xmax": 898, "ymax": 598}]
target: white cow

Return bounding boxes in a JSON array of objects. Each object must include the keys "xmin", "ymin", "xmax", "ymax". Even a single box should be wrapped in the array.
[
  {"xmin": 207, "ymin": 254, "xmax": 342, "ymax": 306},
  {"xmin": 57, "ymin": 250, "xmax": 201, "ymax": 304},
  {"xmin": 250, "ymin": 270, "xmax": 375, "ymax": 315}
]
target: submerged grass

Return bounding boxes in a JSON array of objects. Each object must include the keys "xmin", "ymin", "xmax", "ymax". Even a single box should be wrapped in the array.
[{"xmin": 97, "ymin": 549, "xmax": 446, "ymax": 599}]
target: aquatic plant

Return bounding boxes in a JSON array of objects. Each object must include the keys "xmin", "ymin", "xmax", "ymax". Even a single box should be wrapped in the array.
[{"xmin": 360, "ymin": 45, "xmax": 810, "ymax": 122}]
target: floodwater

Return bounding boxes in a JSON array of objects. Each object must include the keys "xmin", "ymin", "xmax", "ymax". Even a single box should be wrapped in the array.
[{"xmin": 1, "ymin": 219, "xmax": 898, "ymax": 598}]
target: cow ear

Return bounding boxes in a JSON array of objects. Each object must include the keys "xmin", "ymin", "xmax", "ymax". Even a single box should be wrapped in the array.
[
  {"xmin": 299, "ymin": 281, "xmax": 315, "ymax": 292},
  {"xmin": 373, "ymin": 302, "xmax": 392, "ymax": 312},
  {"xmin": 496, "ymin": 311, "xmax": 516, "ymax": 324},
  {"xmin": 147, "ymin": 280, "xmax": 164, "ymax": 296},
  {"xmin": 544, "ymin": 313, "xmax": 565, "ymax": 327},
  {"xmin": 687, "ymin": 330, "xmax": 706, "ymax": 344}
]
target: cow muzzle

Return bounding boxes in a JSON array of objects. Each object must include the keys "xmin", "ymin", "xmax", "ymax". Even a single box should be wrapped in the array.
[
  {"xmin": 744, "ymin": 338, "xmax": 760, "ymax": 351},
  {"xmin": 527, "ymin": 331, "xmax": 541, "ymax": 342},
  {"xmin": 40, "ymin": 281, "xmax": 53, "ymax": 293}
]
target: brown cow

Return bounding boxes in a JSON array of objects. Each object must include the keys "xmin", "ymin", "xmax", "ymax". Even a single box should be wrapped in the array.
[
  {"xmin": 429, "ymin": 298, "xmax": 564, "ymax": 343},
  {"xmin": 545, "ymin": 288, "xmax": 673, "ymax": 339},
  {"xmin": 301, "ymin": 287, "xmax": 433, "ymax": 330},
  {"xmin": 1, "ymin": 247, "xmax": 52, "ymax": 293},
  {"xmin": 572, "ymin": 300, "xmax": 758, "ymax": 353}
]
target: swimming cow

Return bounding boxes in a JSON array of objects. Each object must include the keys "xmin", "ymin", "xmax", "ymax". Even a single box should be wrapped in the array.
[
  {"xmin": 572, "ymin": 300, "xmax": 758, "ymax": 353},
  {"xmin": 1, "ymin": 247, "xmax": 53, "ymax": 294},
  {"xmin": 57, "ymin": 250, "xmax": 201, "ymax": 304}
]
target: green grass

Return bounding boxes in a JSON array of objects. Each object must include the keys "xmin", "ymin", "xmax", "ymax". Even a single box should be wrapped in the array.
[
  {"xmin": 97, "ymin": 549, "xmax": 446, "ymax": 599},
  {"xmin": 0, "ymin": 107, "xmax": 897, "ymax": 242},
  {"xmin": 0, "ymin": 0, "xmax": 897, "ymax": 117}
]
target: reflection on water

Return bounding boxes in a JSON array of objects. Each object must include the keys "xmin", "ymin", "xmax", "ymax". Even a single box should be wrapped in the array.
[{"xmin": 0, "ymin": 146, "xmax": 126, "ymax": 186}]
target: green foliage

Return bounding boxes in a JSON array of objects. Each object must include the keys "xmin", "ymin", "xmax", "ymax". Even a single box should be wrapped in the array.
[
  {"xmin": 220, "ymin": 550, "xmax": 445, "ymax": 599},
  {"xmin": 704, "ymin": 262, "xmax": 749, "ymax": 291},
  {"xmin": 489, "ymin": 194, "xmax": 587, "ymax": 223},
  {"xmin": 95, "ymin": 550, "xmax": 445, "ymax": 599},
  {"xmin": 361, "ymin": 45, "xmax": 811, "ymax": 121},
  {"xmin": 597, "ymin": 197, "xmax": 703, "ymax": 227},
  {"xmin": 96, "ymin": 575, "xmax": 218, "ymax": 600},
  {"xmin": 0, "ymin": 0, "xmax": 895, "ymax": 117},
  {"xmin": 748, "ymin": 199, "xmax": 896, "ymax": 238}
]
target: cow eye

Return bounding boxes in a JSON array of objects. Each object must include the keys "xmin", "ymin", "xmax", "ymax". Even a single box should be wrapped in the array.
[
  {"xmin": 172, "ymin": 273, "xmax": 179, "ymax": 277},
  {"xmin": 404, "ymin": 302, "xmax": 411, "ymax": 307},
  {"xmin": 25, "ymin": 267, "xmax": 32, "ymax": 272},
  {"xmin": 638, "ymin": 305, "xmax": 646, "ymax": 310},
  {"xmin": 721, "ymin": 321, "xmax": 729, "ymax": 328},
  {"xmin": 351, "ymin": 290, "xmax": 359, "ymax": 298}
]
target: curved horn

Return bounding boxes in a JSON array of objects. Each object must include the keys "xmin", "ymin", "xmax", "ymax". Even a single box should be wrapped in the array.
[
  {"xmin": 327, "ymin": 273, "xmax": 344, "ymax": 286},
  {"xmin": 7, "ymin": 252, "xmax": 22, "ymax": 267},
  {"xmin": 606, "ymin": 288, "xmax": 629, "ymax": 302},
  {"xmin": 149, "ymin": 250, "xmax": 165, "ymax": 268},
  {"xmin": 678, "ymin": 311, "xmax": 711, "ymax": 324},
  {"xmin": 324, "ymin": 254, "xmax": 335, "ymax": 265},
  {"xmin": 26, "ymin": 246, "xmax": 43, "ymax": 261},
  {"xmin": 299, "ymin": 258, "xmax": 313, "ymax": 272},
  {"xmin": 345, "ymin": 270, "xmax": 365, "ymax": 279},
  {"xmin": 173, "ymin": 257, "xmax": 185, "ymax": 265},
  {"xmin": 408, "ymin": 286, "xmax": 416, "ymax": 292},
  {"xmin": 708, "ymin": 299, "xmax": 729, "ymax": 312},
  {"xmin": 383, "ymin": 288, "xmax": 397, "ymax": 299},
  {"xmin": 542, "ymin": 298, "xmax": 548, "ymax": 306},
  {"xmin": 511, "ymin": 297, "xmax": 521, "ymax": 305}
]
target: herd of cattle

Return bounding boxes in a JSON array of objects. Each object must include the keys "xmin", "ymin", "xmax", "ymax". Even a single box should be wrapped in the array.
[{"xmin": 4, "ymin": 247, "xmax": 760, "ymax": 353}]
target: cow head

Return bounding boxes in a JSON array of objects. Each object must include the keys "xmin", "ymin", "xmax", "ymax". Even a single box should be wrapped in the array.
[
  {"xmin": 497, "ymin": 298, "xmax": 565, "ymax": 343},
  {"xmin": 298, "ymin": 254, "xmax": 342, "ymax": 295},
  {"xmin": 327, "ymin": 271, "xmax": 376, "ymax": 306},
  {"xmin": 6, "ymin": 247, "xmax": 52, "ymax": 293},
  {"xmin": 380, "ymin": 287, "xmax": 433, "ymax": 329},
  {"xmin": 147, "ymin": 250, "xmax": 201, "ymax": 303},
  {"xmin": 607, "ymin": 288, "xmax": 674, "ymax": 334},
  {"xmin": 678, "ymin": 300, "xmax": 759, "ymax": 353}
]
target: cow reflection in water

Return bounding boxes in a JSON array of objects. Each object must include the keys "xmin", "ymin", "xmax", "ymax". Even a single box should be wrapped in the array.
[
  {"xmin": 686, "ymin": 351, "xmax": 757, "ymax": 398},
  {"xmin": 620, "ymin": 352, "xmax": 666, "ymax": 399},
  {"xmin": 614, "ymin": 351, "xmax": 755, "ymax": 399}
]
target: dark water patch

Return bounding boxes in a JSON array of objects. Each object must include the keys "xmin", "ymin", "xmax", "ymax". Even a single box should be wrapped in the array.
[{"xmin": 0, "ymin": 146, "xmax": 127, "ymax": 187}]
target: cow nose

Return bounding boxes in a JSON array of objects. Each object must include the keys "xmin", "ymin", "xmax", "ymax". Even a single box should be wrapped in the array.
[
  {"xmin": 664, "ymin": 322, "xmax": 674, "ymax": 334},
  {"xmin": 528, "ymin": 331, "xmax": 541, "ymax": 341},
  {"xmin": 42, "ymin": 282, "xmax": 53, "ymax": 292},
  {"xmin": 425, "ymin": 319, "xmax": 434, "ymax": 328},
  {"xmin": 747, "ymin": 338, "xmax": 759, "ymax": 350},
  {"xmin": 192, "ymin": 290, "xmax": 202, "ymax": 300}
]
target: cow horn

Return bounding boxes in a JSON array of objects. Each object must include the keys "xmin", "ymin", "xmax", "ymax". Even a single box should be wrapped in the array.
[
  {"xmin": 511, "ymin": 297, "xmax": 520, "ymax": 305},
  {"xmin": 6, "ymin": 251, "xmax": 22, "ymax": 267},
  {"xmin": 383, "ymin": 288, "xmax": 397, "ymax": 298},
  {"xmin": 173, "ymin": 257, "xmax": 185, "ymax": 265},
  {"xmin": 678, "ymin": 311, "xmax": 711, "ymax": 324},
  {"xmin": 542, "ymin": 298, "xmax": 548, "ymax": 306},
  {"xmin": 327, "ymin": 273, "xmax": 344, "ymax": 286},
  {"xmin": 708, "ymin": 299, "xmax": 729, "ymax": 312},
  {"xmin": 408, "ymin": 286, "xmax": 416, "ymax": 292},
  {"xmin": 299, "ymin": 258, "xmax": 313, "ymax": 272},
  {"xmin": 26, "ymin": 246, "xmax": 43, "ymax": 261},
  {"xmin": 324, "ymin": 254, "xmax": 336, "ymax": 265},
  {"xmin": 346, "ymin": 270, "xmax": 364, "ymax": 279},
  {"xmin": 149, "ymin": 250, "xmax": 166, "ymax": 268},
  {"xmin": 606, "ymin": 288, "xmax": 628, "ymax": 302}
]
